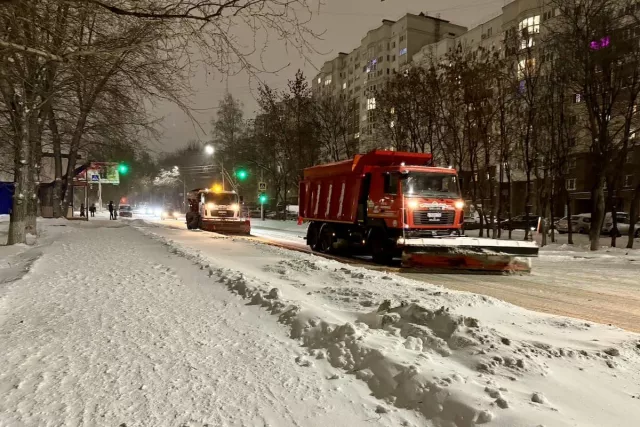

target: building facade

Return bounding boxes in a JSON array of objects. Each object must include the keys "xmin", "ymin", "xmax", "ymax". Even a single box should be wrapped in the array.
[
  {"xmin": 312, "ymin": 1, "xmax": 640, "ymax": 217},
  {"xmin": 312, "ymin": 13, "xmax": 467, "ymax": 151}
]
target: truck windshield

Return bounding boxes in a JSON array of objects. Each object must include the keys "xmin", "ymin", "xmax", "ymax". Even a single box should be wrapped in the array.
[
  {"xmin": 204, "ymin": 193, "xmax": 238, "ymax": 205},
  {"xmin": 402, "ymin": 173, "xmax": 460, "ymax": 198}
]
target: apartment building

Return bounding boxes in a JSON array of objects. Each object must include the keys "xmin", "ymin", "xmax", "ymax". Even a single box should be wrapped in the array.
[
  {"xmin": 312, "ymin": 1, "xmax": 639, "ymax": 216},
  {"xmin": 312, "ymin": 13, "xmax": 467, "ymax": 152}
]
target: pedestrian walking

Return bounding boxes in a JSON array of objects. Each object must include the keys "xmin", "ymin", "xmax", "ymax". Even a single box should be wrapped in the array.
[
  {"xmin": 108, "ymin": 201, "xmax": 115, "ymax": 220},
  {"xmin": 90, "ymin": 203, "xmax": 96, "ymax": 217},
  {"xmin": 80, "ymin": 203, "xmax": 85, "ymax": 217}
]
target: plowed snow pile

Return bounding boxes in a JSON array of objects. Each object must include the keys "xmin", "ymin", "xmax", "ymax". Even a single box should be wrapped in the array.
[{"xmin": 136, "ymin": 223, "xmax": 640, "ymax": 427}]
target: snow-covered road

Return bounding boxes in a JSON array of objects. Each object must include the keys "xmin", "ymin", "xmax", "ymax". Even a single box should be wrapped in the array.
[
  {"xmin": 0, "ymin": 221, "xmax": 420, "ymax": 427},
  {"xmin": 130, "ymin": 218, "xmax": 640, "ymax": 427},
  {"xmin": 248, "ymin": 219, "xmax": 640, "ymax": 333}
]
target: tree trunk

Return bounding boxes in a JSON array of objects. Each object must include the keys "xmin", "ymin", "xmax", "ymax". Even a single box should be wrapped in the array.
[
  {"xmin": 8, "ymin": 118, "xmax": 34, "ymax": 245},
  {"xmin": 48, "ymin": 107, "xmax": 64, "ymax": 217},
  {"xmin": 589, "ymin": 180, "xmax": 606, "ymax": 251},
  {"xmin": 627, "ymin": 183, "xmax": 640, "ymax": 249},
  {"xmin": 566, "ymin": 191, "xmax": 574, "ymax": 245},
  {"xmin": 507, "ymin": 172, "xmax": 513, "ymax": 240}
]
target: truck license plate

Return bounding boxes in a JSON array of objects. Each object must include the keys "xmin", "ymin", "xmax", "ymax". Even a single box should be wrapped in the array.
[{"xmin": 427, "ymin": 213, "xmax": 442, "ymax": 219}]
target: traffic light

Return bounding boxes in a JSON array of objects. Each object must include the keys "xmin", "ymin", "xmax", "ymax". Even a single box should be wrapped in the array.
[
  {"xmin": 259, "ymin": 193, "xmax": 267, "ymax": 204},
  {"xmin": 118, "ymin": 163, "xmax": 129, "ymax": 175},
  {"xmin": 236, "ymin": 169, "xmax": 248, "ymax": 181}
]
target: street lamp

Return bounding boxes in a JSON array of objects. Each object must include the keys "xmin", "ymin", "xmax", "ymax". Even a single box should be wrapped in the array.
[{"xmin": 203, "ymin": 144, "xmax": 225, "ymax": 190}]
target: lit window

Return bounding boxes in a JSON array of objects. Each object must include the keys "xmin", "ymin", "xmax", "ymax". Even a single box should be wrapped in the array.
[
  {"xmin": 324, "ymin": 77, "xmax": 332, "ymax": 86},
  {"xmin": 354, "ymin": 132, "xmax": 360, "ymax": 139},
  {"xmin": 366, "ymin": 97, "xmax": 376, "ymax": 110},
  {"xmin": 399, "ymin": 47, "xmax": 407, "ymax": 56},
  {"xmin": 520, "ymin": 37, "xmax": 535, "ymax": 50},
  {"xmin": 390, "ymin": 121, "xmax": 395, "ymax": 128},
  {"xmin": 519, "ymin": 15, "xmax": 540, "ymax": 35},
  {"xmin": 317, "ymin": 77, "xmax": 321, "ymax": 84},
  {"xmin": 390, "ymin": 107, "xmax": 395, "ymax": 114},
  {"xmin": 574, "ymin": 94, "xmax": 582, "ymax": 103},
  {"xmin": 624, "ymin": 175, "xmax": 633, "ymax": 187},
  {"xmin": 342, "ymin": 82, "xmax": 347, "ymax": 89},
  {"xmin": 566, "ymin": 178, "xmax": 576, "ymax": 190}
]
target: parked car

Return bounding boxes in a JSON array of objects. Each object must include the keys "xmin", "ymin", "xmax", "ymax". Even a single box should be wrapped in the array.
[
  {"xmin": 602, "ymin": 212, "xmax": 630, "ymax": 235},
  {"xmin": 119, "ymin": 204, "xmax": 133, "ymax": 218},
  {"xmin": 604, "ymin": 213, "xmax": 640, "ymax": 237},
  {"xmin": 501, "ymin": 215, "xmax": 542, "ymax": 231},
  {"xmin": 556, "ymin": 215, "xmax": 582, "ymax": 234}
]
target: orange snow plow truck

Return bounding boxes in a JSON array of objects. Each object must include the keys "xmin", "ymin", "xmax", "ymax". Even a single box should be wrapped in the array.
[
  {"xmin": 185, "ymin": 188, "xmax": 250, "ymax": 234},
  {"xmin": 299, "ymin": 150, "xmax": 538, "ymax": 273}
]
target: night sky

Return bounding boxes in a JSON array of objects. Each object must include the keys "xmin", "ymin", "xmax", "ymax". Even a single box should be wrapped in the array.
[{"xmin": 150, "ymin": 0, "xmax": 507, "ymax": 154}]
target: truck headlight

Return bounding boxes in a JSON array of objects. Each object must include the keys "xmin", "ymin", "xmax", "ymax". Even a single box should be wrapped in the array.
[
  {"xmin": 173, "ymin": 211, "xmax": 180, "ymax": 217},
  {"xmin": 407, "ymin": 200, "xmax": 419, "ymax": 209},
  {"xmin": 154, "ymin": 208, "xmax": 162, "ymax": 215},
  {"xmin": 231, "ymin": 203, "xmax": 239, "ymax": 211},
  {"xmin": 207, "ymin": 203, "xmax": 216, "ymax": 210},
  {"xmin": 454, "ymin": 200, "xmax": 465, "ymax": 210}
]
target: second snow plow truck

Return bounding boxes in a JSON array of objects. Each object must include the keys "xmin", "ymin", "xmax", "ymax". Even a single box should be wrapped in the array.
[
  {"xmin": 186, "ymin": 188, "xmax": 250, "ymax": 234},
  {"xmin": 299, "ymin": 150, "xmax": 538, "ymax": 273}
]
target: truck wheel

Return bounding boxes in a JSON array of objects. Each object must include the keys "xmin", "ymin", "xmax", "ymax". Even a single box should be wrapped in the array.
[
  {"xmin": 186, "ymin": 212, "xmax": 194, "ymax": 229},
  {"xmin": 317, "ymin": 225, "xmax": 335, "ymax": 253},
  {"xmin": 307, "ymin": 223, "xmax": 320, "ymax": 250},
  {"xmin": 370, "ymin": 230, "xmax": 393, "ymax": 264}
]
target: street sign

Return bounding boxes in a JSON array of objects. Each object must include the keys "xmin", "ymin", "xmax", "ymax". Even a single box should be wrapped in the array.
[{"xmin": 258, "ymin": 182, "xmax": 267, "ymax": 191}]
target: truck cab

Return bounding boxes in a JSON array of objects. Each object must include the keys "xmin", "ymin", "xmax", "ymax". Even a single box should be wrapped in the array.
[
  {"xmin": 186, "ymin": 188, "xmax": 250, "ymax": 234},
  {"xmin": 367, "ymin": 166, "xmax": 464, "ymax": 238}
]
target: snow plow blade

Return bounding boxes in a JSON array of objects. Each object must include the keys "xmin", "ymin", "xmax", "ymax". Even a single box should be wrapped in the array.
[
  {"xmin": 201, "ymin": 219, "xmax": 251, "ymax": 235},
  {"xmin": 399, "ymin": 237, "xmax": 538, "ymax": 274}
]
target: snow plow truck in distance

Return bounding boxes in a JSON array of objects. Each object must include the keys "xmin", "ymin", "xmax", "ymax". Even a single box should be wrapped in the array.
[
  {"xmin": 298, "ymin": 150, "xmax": 538, "ymax": 273},
  {"xmin": 185, "ymin": 188, "xmax": 250, "ymax": 234}
]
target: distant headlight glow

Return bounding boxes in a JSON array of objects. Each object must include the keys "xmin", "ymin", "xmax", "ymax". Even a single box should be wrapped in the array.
[{"xmin": 173, "ymin": 211, "xmax": 180, "ymax": 217}]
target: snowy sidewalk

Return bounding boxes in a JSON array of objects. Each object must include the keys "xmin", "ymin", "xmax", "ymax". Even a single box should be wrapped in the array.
[{"xmin": 0, "ymin": 222, "xmax": 417, "ymax": 427}]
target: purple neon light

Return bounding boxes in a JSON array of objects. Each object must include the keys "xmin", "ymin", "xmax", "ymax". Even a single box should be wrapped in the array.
[{"xmin": 590, "ymin": 36, "xmax": 611, "ymax": 50}]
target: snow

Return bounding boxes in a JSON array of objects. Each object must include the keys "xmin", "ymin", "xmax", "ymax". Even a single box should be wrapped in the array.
[
  {"xmin": 2, "ymin": 217, "xmax": 640, "ymax": 426},
  {"xmin": 0, "ymin": 219, "xmax": 422, "ymax": 427},
  {"xmin": 131, "ymin": 219, "xmax": 640, "ymax": 427}
]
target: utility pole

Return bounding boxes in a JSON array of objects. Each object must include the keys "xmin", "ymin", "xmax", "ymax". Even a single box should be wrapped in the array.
[{"xmin": 261, "ymin": 168, "xmax": 265, "ymax": 221}]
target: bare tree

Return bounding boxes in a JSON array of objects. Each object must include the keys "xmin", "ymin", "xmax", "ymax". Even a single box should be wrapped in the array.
[
  {"xmin": 315, "ymin": 94, "xmax": 352, "ymax": 162},
  {"xmin": 548, "ymin": 0, "xmax": 640, "ymax": 250}
]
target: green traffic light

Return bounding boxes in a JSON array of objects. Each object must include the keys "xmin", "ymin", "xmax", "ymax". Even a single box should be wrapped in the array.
[
  {"xmin": 259, "ymin": 194, "xmax": 267, "ymax": 204},
  {"xmin": 236, "ymin": 169, "xmax": 248, "ymax": 180},
  {"xmin": 118, "ymin": 163, "xmax": 129, "ymax": 175}
]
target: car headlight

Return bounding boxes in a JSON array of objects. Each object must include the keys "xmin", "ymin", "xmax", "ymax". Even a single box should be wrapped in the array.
[
  {"xmin": 454, "ymin": 200, "xmax": 465, "ymax": 210},
  {"xmin": 231, "ymin": 203, "xmax": 239, "ymax": 211},
  {"xmin": 173, "ymin": 211, "xmax": 180, "ymax": 217},
  {"xmin": 207, "ymin": 203, "xmax": 216, "ymax": 210}
]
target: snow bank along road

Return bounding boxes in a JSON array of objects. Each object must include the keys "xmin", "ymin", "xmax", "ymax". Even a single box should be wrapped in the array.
[
  {"xmin": 247, "ymin": 219, "xmax": 640, "ymax": 333},
  {"xmin": 132, "ymin": 219, "xmax": 640, "ymax": 427},
  {"xmin": 0, "ymin": 220, "xmax": 422, "ymax": 427}
]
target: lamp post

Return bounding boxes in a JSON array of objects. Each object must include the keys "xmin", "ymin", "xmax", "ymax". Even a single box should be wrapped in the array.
[
  {"xmin": 174, "ymin": 166, "xmax": 187, "ymax": 212},
  {"xmin": 204, "ymin": 144, "xmax": 225, "ymax": 190}
]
